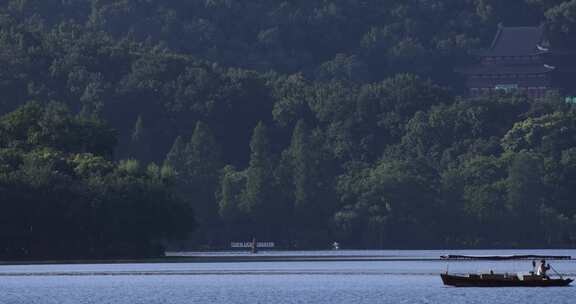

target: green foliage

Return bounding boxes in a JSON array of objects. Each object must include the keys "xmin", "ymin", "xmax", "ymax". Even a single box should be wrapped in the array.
[
  {"xmin": 1, "ymin": 1, "xmax": 576, "ymax": 251},
  {"xmin": 218, "ymin": 165, "xmax": 246, "ymax": 222},
  {"xmin": 506, "ymin": 152, "xmax": 544, "ymax": 216},
  {"xmin": 0, "ymin": 101, "xmax": 117, "ymax": 157},
  {"xmin": 545, "ymin": 1, "xmax": 576, "ymax": 46},
  {"xmin": 164, "ymin": 136, "xmax": 186, "ymax": 173},
  {"xmin": 0, "ymin": 105, "xmax": 194, "ymax": 259},
  {"xmin": 186, "ymin": 121, "xmax": 222, "ymax": 180},
  {"xmin": 502, "ymin": 112, "xmax": 576, "ymax": 157},
  {"xmin": 243, "ymin": 122, "xmax": 274, "ymax": 215},
  {"xmin": 290, "ymin": 120, "xmax": 314, "ymax": 210},
  {"xmin": 70, "ymin": 153, "xmax": 113, "ymax": 177},
  {"xmin": 335, "ymin": 158, "xmax": 441, "ymax": 248},
  {"xmin": 117, "ymin": 159, "xmax": 140, "ymax": 175}
]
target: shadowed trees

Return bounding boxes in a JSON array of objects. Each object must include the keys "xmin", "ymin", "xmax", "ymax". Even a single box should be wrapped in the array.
[
  {"xmin": 2, "ymin": 1, "xmax": 576, "ymax": 252},
  {"xmin": 0, "ymin": 102, "xmax": 194, "ymax": 259}
]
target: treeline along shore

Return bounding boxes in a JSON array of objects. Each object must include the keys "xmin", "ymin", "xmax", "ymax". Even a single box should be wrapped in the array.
[{"xmin": 2, "ymin": 1, "xmax": 576, "ymax": 259}]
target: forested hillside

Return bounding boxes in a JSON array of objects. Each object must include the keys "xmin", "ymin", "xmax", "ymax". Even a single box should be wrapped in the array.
[{"xmin": 1, "ymin": 0, "xmax": 576, "ymax": 255}]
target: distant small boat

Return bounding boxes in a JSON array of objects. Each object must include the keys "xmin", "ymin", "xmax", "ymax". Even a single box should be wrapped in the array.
[{"xmin": 441, "ymin": 273, "xmax": 573, "ymax": 287}]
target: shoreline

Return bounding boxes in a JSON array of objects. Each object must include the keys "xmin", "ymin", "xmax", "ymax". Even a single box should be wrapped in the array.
[
  {"xmin": 0, "ymin": 255, "xmax": 443, "ymax": 266},
  {"xmin": 0, "ymin": 252, "xmax": 574, "ymax": 266}
]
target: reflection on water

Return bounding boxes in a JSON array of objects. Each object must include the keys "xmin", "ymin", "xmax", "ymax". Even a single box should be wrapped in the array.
[
  {"xmin": 0, "ymin": 260, "xmax": 575, "ymax": 277},
  {"xmin": 0, "ymin": 250, "xmax": 574, "ymax": 304}
]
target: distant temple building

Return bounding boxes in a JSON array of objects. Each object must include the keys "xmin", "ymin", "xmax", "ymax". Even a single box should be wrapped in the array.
[{"xmin": 458, "ymin": 24, "xmax": 576, "ymax": 99}]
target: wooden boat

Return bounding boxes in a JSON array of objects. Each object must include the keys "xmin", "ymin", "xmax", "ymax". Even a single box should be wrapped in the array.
[{"xmin": 441, "ymin": 273, "xmax": 573, "ymax": 287}]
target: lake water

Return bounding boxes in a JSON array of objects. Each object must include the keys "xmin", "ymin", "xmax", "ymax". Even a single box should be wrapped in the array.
[{"xmin": 0, "ymin": 250, "xmax": 575, "ymax": 304}]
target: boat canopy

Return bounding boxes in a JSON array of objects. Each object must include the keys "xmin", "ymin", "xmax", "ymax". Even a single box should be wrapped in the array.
[{"xmin": 440, "ymin": 254, "xmax": 571, "ymax": 261}]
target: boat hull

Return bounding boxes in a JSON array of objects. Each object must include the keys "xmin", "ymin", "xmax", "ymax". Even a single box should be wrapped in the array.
[{"xmin": 441, "ymin": 274, "xmax": 573, "ymax": 287}]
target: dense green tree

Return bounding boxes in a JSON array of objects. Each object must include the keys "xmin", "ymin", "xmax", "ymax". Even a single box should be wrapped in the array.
[
  {"xmin": 164, "ymin": 136, "xmax": 186, "ymax": 173},
  {"xmin": 0, "ymin": 103, "xmax": 194, "ymax": 259},
  {"xmin": 334, "ymin": 157, "xmax": 441, "ymax": 248},
  {"xmin": 242, "ymin": 122, "xmax": 273, "ymax": 214},
  {"xmin": 217, "ymin": 165, "xmax": 250, "ymax": 241},
  {"xmin": 506, "ymin": 151, "xmax": 545, "ymax": 243},
  {"xmin": 502, "ymin": 111, "xmax": 576, "ymax": 158},
  {"xmin": 242, "ymin": 121, "xmax": 280, "ymax": 238},
  {"xmin": 287, "ymin": 120, "xmax": 336, "ymax": 244},
  {"xmin": 182, "ymin": 121, "xmax": 223, "ymax": 245},
  {"xmin": 545, "ymin": 1, "xmax": 576, "ymax": 46},
  {"xmin": 290, "ymin": 120, "xmax": 315, "ymax": 212},
  {"xmin": 1, "ymin": 1, "xmax": 576, "ymax": 251},
  {"xmin": 218, "ymin": 166, "xmax": 246, "ymax": 222},
  {"xmin": 186, "ymin": 122, "xmax": 222, "ymax": 180},
  {"xmin": 129, "ymin": 115, "xmax": 151, "ymax": 161},
  {"xmin": 0, "ymin": 101, "xmax": 117, "ymax": 157}
]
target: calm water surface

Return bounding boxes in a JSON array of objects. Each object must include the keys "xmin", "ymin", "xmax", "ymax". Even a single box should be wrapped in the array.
[{"xmin": 0, "ymin": 250, "xmax": 575, "ymax": 304}]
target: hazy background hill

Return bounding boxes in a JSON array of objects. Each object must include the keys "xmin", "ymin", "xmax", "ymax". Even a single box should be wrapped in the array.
[{"xmin": 1, "ymin": 0, "xmax": 576, "ymax": 258}]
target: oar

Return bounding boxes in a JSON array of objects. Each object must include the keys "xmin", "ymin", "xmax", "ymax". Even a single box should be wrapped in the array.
[{"xmin": 549, "ymin": 264, "xmax": 563, "ymax": 279}]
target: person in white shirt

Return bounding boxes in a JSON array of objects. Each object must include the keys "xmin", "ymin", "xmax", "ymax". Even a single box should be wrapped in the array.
[{"xmin": 536, "ymin": 260, "xmax": 550, "ymax": 277}]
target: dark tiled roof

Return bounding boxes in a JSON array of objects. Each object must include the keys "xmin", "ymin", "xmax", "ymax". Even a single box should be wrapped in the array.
[{"xmin": 485, "ymin": 25, "xmax": 547, "ymax": 56}]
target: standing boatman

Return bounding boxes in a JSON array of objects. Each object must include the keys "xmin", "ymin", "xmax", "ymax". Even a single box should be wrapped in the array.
[{"xmin": 536, "ymin": 259, "xmax": 551, "ymax": 277}]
